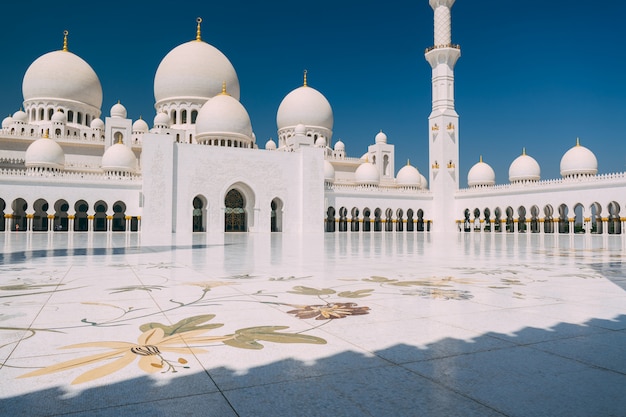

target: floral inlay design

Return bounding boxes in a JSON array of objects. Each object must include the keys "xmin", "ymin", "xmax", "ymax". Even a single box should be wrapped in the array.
[
  {"xmin": 18, "ymin": 314, "xmax": 326, "ymax": 385},
  {"xmin": 5, "ymin": 269, "xmax": 493, "ymax": 386},
  {"xmin": 287, "ymin": 302, "xmax": 370, "ymax": 320}
]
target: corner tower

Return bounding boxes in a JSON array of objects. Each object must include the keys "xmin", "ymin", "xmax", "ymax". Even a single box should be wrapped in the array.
[{"xmin": 425, "ymin": 0, "xmax": 460, "ymax": 232}]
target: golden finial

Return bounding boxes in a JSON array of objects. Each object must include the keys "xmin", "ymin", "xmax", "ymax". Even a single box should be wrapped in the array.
[
  {"xmin": 43, "ymin": 129, "xmax": 49, "ymax": 138},
  {"xmin": 303, "ymin": 70, "xmax": 308, "ymax": 87},
  {"xmin": 479, "ymin": 155, "xmax": 483, "ymax": 163},
  {"xmin": 407, "ymin": 159, "xmax": 410, "ymax": 166},
  {"xmin": 576, "ymin": 137, "xmax": 580, "ymax": 146},
  {"xmin": 220, "ymin": 81, "xmax": 228, "ymax": 95},
  {"xmin": 522, "ymin": 147, "xmax": 526, "ymax": 156},
  {"xmin": 196, "ymin": 17, "xmax": 203, "ymax": 41},
  {"xmin": 62, "ymin": 30, "xmax": 69, "ymax": 52}
]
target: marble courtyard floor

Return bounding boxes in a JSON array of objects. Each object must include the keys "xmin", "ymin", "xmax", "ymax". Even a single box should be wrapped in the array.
[{"xmin": 1, "ymin": 231, "xmax": 625, "ymax": 416}]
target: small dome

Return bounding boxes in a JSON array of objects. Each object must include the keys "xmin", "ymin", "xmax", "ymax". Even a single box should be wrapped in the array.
[
  {"xmin": 265, "ymin": 138, "xmax": 277, "ymax": 150},
  {"xmin": 154, "ymin": 112, "xmax": 170, "ymax": 128},
  {"xmin": 467, "ymin": 157, "xmax": 495, "ymax": 187},
  {"xmin": 25, "ymin": 136, "xmax": 65, "ymax": 169},
  {"xmin": 355, "ymin": 161, "xmax": 380, "ymax": 185},
  {"xmin": 509, "ymin": 149, "xmax": 540, "ymax": 182},
  {"xmin": 102, "ymin": 143, "xmax": 137, "ymax": 173},
  {"xmin": 51, "ymin": 110, "xmax": 67, "ymax": 123},
  {"xmin": 277, "ymin": 83, "xmax": 333, "ymax": 131},
  {"xmin": 396, "ymin": 162, "xmax": 421, "ymax": 187},
  {"xmin": 23, "ymin": 50, "xmax": 102, "ymax": 111},
  {"xmin": 132, "ymin": 117, "xmax": 149, "ymax": 133},
  {"xmin": 375, "ymin": 130, "xmax": 387, "ymax": 144},
  {"xmin": 2, "ymin": 115, "xmax": 13, "ymax": 128},
  {"xmin": 560, "ymin": 139, "xmax": 598, "ymax": 177},
  {"xmin": 154, "ymin": 38, "xmax": 239, "ymax": 104},
  {"xmin": 110, "ymin": 101, "xmax": 127, "ymax": 119},
  {"xmin": 90, "ymin": 118, "xmax": 104, "ymax": 130},
  {"xmin": 294, "ymin": 123, "xmax": 307, "ymax": 136},
  {"xmin": 196, "ymin": 93, "xmax": 253, "ymax": 139},
  {"xmin": 12, "ymin": 110, "xmax": 27, "ymax": 123},
  {"xmin": 334, "ymin": 140, "xmax": 345, "ymax": 151},
  {"xmin": 324, "ymin": 160, "xmax": 335, "ymax": 183},
  {"xmin": 315, "ymin": 136, "xmax": 326, "ymax": 147}
]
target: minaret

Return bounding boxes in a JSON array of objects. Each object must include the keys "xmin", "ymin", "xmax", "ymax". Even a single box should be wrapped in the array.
[{"xmin": 425, "ymin": 0, "xmax": 461, "ymax": 232}]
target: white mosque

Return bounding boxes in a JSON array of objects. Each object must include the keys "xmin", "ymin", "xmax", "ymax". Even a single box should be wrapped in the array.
[{"xmin": 0, "ymin": 0, "xmax": 625, "ymax": 237}]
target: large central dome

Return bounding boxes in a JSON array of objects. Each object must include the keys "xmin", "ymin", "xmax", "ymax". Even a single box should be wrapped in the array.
[
  {"xmin": 154, "ymin": 40, "xmax": 240, "ymax": 105},
  {"xmin": 22, "ymin": 50, "xmax": 102, "ymax": 110}
]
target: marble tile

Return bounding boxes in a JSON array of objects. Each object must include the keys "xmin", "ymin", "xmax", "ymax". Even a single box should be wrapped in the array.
[{"xmin": 1, "ymin": 232, "xmax": 625, "ymax": 417}]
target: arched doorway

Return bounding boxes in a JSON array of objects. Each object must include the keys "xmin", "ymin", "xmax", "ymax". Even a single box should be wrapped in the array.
[
  {"xmin": 54, "ymin": 200, "xmax": 69, "ymax": 231},
  {"xmin": 225, "ymin": 189, "xmax": 246, "ymax": 232},
  {"xmin": 271, "ymin": 198, "xmax": 283, "ymax": 232},
  {"xmin": 94, "ymin": 201, "xmax": 108, "ymax": 232},
  {"xmin": 33, "ymin": 199, "xmax": 49, "ymax": 231},
  {"xmin": 74, "ymin": 200, "xmax": 89, "ymax": 231},
  {"xmin": 112, "ymin": 201, "xmax": 126, "ymax": 231},
  {"xmin": 350, "ymin": 207, "xmax": 360, "ymax": 232},
  {"xmin": 325, "ymin": 207, "xmax": 335, "ymax": 233},
  {"xmin": 11, "ymin": 198, "xmax": 27, "ymax": 231},
  {"xmin": 193, "ymin": 196, "xmax": 206, "ymax": 232}
]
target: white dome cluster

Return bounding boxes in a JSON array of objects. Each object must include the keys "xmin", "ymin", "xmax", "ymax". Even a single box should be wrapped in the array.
[
  {"xmin": 102, "ymin": 143, "xmax": 137, "ymax": 173},
  {"xmin": 154, "ymin": 38, "xmax": 239, "ymax": 106},
  {"xmin": 396, "ymin": 161, "xmax": 426, "ymax": 188},
  {"xmin": 195, "ymin": 89, "xmax": 254, "ymax": 146},
  {"xmin": 25, "ymin": 133, "xmax": 65, "ymax": 170},
  {"xmin": 467, "ymin": 157, "xmax": 495, "ymax": 187},
  {"xmin": 110, "ymin": 102, "xmax": 127, "ymax": 119},
  {"xmin": 23, "ymin": 50, "xmax": 103, "ymax": 111},
  {"xmin": 355, "ymin": 160, "xmax": 380, "ymax": 185},
  {"xmin": 509, "ymin": 149, "xmax": 540, "ymax": 183},
  {"xmin": 560, "ymin": 138, "xmax": 597, "ymax": 177}
]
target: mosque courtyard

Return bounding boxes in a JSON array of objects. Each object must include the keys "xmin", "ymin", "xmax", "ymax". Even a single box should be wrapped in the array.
[{"xmin": 1, "ymin": 231, "xmax": 625, "ymax": 416}]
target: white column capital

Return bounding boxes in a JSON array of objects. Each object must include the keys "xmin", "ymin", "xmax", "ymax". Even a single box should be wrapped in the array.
[{"xmin": 429, "ymin": 0, "xmax": 455, "ymax": 10}]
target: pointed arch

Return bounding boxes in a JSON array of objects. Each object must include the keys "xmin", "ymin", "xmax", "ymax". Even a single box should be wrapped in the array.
[
  {"xmin": 54, "ymin": 199, "xmax": 69, "ymax": 231},
  {"xmin": 271, "ymin": 198, "xmax": 283, "ymax": 232},
  {"xmin": 608, "ymin": 201, "xmax": 621, "ymax": 234},
  {"xmin": 32, "ymin": 198, "xmax": 50, "ymax": 231},
  {"xmin": 350, "ymin": 207, "xmax": 360, "ymax": 232},
  {"xmin": 193, "ymin": 195, "xmax": 207, "ymax": 232},
  {"xmin": 94, "ymin": 200, "xmax": 108, "ymax": 232},
  {"xmin": 326, "ymin": 206, "xmax": 336, "ymax": 233},
  {"xmin": 225, "ymin": 189, "xmax": 247, "ymax": 232},
  {"xmin": 558, "ymin": 204, "xmax": 569, "ymax": 234},
  {"xmin": 11, "ymin": 198, "xmax": 27, "ymax": 231},
  {"xmin": 74, "ymin": 200, "xmax": 89, "ymax": 231},
  {"xmin": 112, "ymin": 201, "xmax": 127, "ymax": 231}
]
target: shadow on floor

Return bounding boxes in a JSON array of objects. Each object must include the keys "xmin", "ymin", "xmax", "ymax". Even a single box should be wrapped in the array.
[{"xmin": 2, "ymin": 315, "xmax": 626, "ymax": 417}]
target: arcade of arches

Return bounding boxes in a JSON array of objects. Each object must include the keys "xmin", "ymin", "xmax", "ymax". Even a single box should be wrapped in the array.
[
  {"xmin": 0, "ymin": 198, "xmax": 139, "ymax": 232},
  {"xmin": 325, "ymin": 206, "xmax": 431, "ymax": 233},
  {"xmin": 461, "ymin": 202, "xmax": 625, "ymax": 234},
  {"xmin": 191, "ymin": 192, "xmax": 284, "ymax": 233}
]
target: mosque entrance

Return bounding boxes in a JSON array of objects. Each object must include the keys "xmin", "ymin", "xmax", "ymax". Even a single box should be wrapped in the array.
[{"xmin": 225, "ymin": 189, "xmax": 246, "ymax": 232}]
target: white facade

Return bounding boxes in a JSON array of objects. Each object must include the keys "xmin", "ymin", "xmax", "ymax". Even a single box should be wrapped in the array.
[{"xmin": 0, "ymin": 3, "xmax": 625, "ymax": 237}]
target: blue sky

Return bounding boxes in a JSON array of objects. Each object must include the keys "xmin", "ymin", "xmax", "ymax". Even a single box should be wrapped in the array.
[{"xmin": 1, "ymin": 1, "xmax": 625, "ymax": 183}]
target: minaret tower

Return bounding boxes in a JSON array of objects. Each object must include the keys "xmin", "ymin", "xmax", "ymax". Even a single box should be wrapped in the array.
[{"xmin": 425, "ymin": 0, "xmax": 461, "ymax": 232}]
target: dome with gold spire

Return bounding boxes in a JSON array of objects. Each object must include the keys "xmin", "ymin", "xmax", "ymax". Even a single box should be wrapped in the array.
[
  {"xmin": 154, "ymin": 18, "xmax": 240, "ymax": 110},
  {"xmin": 22, "ymin": 31, "xmax": 102, "ymax": 114}
]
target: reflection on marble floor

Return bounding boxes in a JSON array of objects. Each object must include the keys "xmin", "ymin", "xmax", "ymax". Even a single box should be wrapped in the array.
[{"xmin": 1, "ymin": 232, "xmax": 626, "ymax": 416}]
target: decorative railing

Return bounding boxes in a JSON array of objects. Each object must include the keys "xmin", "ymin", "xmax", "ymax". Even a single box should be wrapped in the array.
[
  {"xmin": 0, "ymin": 167, "xmax": 142, "ymax": 183},
  {"xmin": 425, "ymin": 43, "xmax": 461, "ymax": 53},
  {"xmin": 326, "ymin": 182, "xmax": 431, "ymax": 195},
  {"xmin": 457, "ymin": 172, "xmax": 626, "ymax": 194}
]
